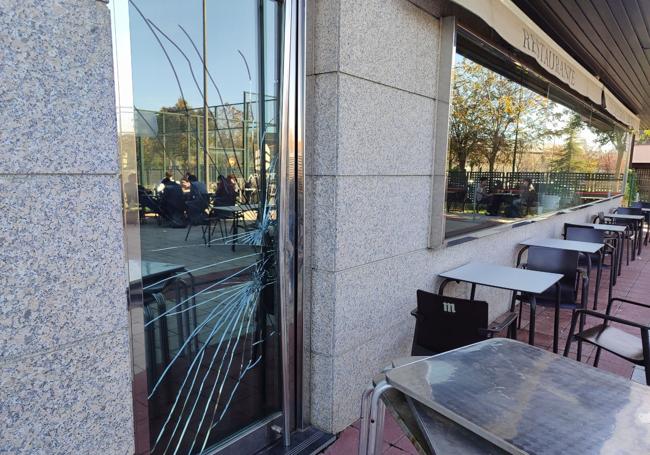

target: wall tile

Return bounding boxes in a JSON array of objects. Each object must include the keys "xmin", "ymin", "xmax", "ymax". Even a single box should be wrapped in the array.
[
  {"xmin": 310, "ymin": 352, "xmax": 334, "ymax": 431},
  {"xmin": 330, "ymin": 318, "xmax": 413, "ymax": 432},
  {"xmin": 0, "ymin": 331, "xmax": 134, "ymax": 454},
  {"xmin": 310, "ymin": 269, "xmax": 336, "ymax": 355},
  {"xmin": 308, "ymin": 73, "xmax": 339, "ymax": 176},
  {"xmin": 339, "ymin": 0, "xmax": 439, "ymax": 99},
  {"xmin": 0, "ymin": 175, "xmax": 128, "ymax": 359},
  {"xmin": 334, "ymin": 175, "xmax": 431, "ymax": 270},
  {"xmin": 337, "ymin": 74, "xmax": 434, "ymax": 176},
  {"xmin": 312, "ymin": 0, "xmax": 340, "ymax": 74},
  {"xmin": 311, "ymin": 176, "xmax": 338, "ymax": 271},
  {"xmin": 0, "ymin": 0, "xmax": 118, "ymax": 174}
]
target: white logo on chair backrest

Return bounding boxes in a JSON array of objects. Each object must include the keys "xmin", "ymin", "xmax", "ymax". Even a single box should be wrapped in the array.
[{"xmin": 443, "ymin": 302, "xmax": 456, "ymax": 313}]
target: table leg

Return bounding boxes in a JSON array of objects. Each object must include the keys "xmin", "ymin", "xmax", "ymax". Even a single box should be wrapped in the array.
[
  {"xmin": 594, "ymin": 252, "xmax": 603, "ymax": 311},
  {"xmin": 618, "ymin": 232, "xmax": 624, "ymax": 277},
  {"xmin": 358, "ymin": 385, "xmax": 374, "ymax": 455},
  {"xmin": 638, "ymin": 220, "xmax": 643, "ymax": 257},
  {"xmin": 553, "ymin": 284, "xmax": 560, "ymax": 354},
  {"xmin": 528, "ymin": 295, "xmax": 537, "ymax": 346},
  {"xmin": 469, "ymin": 283, "xmax": 476, "ymax": 302},
  {"xmin": 231, "ymin": 213, "xmax": 239, "ymax": 252},
  {"xmin": 608, "ymin": 251, "xmax": 614, "ymax": 305}
]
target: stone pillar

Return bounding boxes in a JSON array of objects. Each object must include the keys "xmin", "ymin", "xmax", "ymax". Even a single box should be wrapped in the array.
[
  {"xmin": 306, "ymin": 0, "xmax": 441, "ymax": 432},
  {"xmin": 0, "ymin": 1, "xmax": 134, "ymax": 452}
]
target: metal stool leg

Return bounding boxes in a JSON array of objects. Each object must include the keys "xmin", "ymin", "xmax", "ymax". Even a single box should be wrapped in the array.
[
  {"xmin": 358, "ymin": 385, "xmax": 374, "ymax": 455},
  {"xmin": 365, "ymin": 380, "xmax": 393, "ymax": 455}
]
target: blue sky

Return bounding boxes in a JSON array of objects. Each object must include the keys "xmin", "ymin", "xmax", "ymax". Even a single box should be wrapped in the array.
[{"xmin": 128, "ymin": 0, "xmax": 273, "ymax": 111}]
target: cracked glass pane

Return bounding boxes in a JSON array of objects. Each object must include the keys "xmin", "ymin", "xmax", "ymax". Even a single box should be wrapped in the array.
[{"xmin": 112, "ymin": 0, "xmax": 283, "ymax": 452}]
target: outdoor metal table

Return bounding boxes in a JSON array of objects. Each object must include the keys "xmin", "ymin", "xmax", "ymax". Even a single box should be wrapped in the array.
[
  {"xmin": 519, "ymin": 237, "xmax": 607, "ymax": 310},
  {"xmin": 211, "ymin": 204, "xmax": 259, "ymax": 251},
  {"xmin": 605, "ymin": 213, "xmax": 645, "ymax": 259},
  {"xmin": 128, "ymin": 260, "xmax": 196, "ymax": 382},
  {"xmin": 438, "ymin": 262, "xmax": 562, "ymax": 347},
  {"xmin": 129, "ymin": 260, "xmax": 188, "ymax": 287},
  {"xmin": 360, "ymin": 338, "xmax": 650, "ymax": 455}
]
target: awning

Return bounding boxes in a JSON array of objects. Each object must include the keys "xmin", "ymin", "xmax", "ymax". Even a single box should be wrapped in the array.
[{"xmin": 451, "ymin": 0, "xmax": 641, "ymax": 130}]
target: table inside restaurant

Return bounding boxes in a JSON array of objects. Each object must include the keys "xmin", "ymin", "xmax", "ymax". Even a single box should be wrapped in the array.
[
  {"xmin": 438, "ymin": 262, "xmax": 562, "ymax": 346},
  {"xmin": 367, "ymin": 338, "xmax": 650, "ymax": 455}
]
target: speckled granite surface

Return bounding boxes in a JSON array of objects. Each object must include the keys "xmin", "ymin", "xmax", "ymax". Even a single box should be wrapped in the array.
[
  {"xmin": 0, "ymin": 174, "xmax": 128, "ymax": 359},
  {"xmin": 0, "ymin": 332, "xmax": 134, "ymax": 454},
  {"xmin": 0, "ymin": 0, "xmax": 133, "ymax": 453},
  {"xmin": 0, "ymin": 0, "xmax": 118, "ymax": 174}
]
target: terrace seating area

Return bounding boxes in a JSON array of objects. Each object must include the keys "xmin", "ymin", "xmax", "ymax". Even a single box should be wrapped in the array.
[{"xmin": 323, "ymin": 203, "xmax": 650, "ymax": 455}]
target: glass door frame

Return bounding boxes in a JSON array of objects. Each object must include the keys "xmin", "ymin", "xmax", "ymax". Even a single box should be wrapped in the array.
[{"xmin": 110, "ymin": 0, "xmax": 307, "ymax": 453}]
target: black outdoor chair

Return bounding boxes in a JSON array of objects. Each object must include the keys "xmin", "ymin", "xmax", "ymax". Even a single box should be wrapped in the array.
[
  {"xmin": 516, "ymin": 246, "xmax": 589, "ymax": 356},
  {"xmin": 564, "ymin": 224, "xmax": 617, "ymax": 309},
  {"xmin": 410, "ymin": 290, "xmax": 517, "ymax": 356},
  {"xmin": 446, "ymin": 187, "xmax": 468, "ymax": 212},
  {"xmin": 160, "ymin": 183, "xmax": 187, "ymax": 228},
  {"xmin": 185, "ymin": 198, "xmax": 212, "ymax": 246},
  {"xmin": 564, "ymin": 297, "xmax": 650, "ymax": 385}
]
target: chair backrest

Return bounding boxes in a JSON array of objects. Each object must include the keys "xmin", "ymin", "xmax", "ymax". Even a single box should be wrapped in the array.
[
  {"xmin": 186, "ymin": 199, "xmax": 207, "ymax": 225},
  {"xmin": 412, "ymin": 290, "xmax": 489, "ymax": 355},
  {"xmin": 565, "ymin": 225, "xmax": 605, "ymax": 244},
  {"xmin": 526, "ymin": 246, "xmax": 580, "ymax": 288},
  {"xmin": 592, "ymin": 211, "xmax": 605, "ymax": 224},
  {"xmin": 615, "ymin": 207, "xmax": 643, "ymax": 216}
]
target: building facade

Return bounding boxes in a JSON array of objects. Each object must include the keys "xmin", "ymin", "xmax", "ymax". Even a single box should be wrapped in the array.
[{"xmin": 0, "ymin": 0, "xmax": 641, "ymax": 454}]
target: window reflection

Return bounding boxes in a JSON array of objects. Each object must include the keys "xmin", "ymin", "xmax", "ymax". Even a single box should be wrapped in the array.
[
  {"xmin": 115, "ymin": 0, "xmax": 283, "ymax": 453},
  {"xmin": 445, "ymin": 51, "xmax": 631, "ymax": 238}
]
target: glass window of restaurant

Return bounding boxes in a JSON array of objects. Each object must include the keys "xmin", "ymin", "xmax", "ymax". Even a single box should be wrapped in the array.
[
  {"xmin": 444, "ymin": 32, "xmax": 632, "ymax": 239},
  {"xmin": 110, "ymin": 1, "xmax": 296, "ymax": 453}
]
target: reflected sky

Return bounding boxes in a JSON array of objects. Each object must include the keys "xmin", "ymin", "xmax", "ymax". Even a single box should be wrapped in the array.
[{"xmin": 128, "ymin": 0, "xmax": 259, "ymax": 110}]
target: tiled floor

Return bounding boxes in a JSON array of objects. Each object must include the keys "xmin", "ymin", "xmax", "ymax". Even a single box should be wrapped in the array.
[{"xmin": 322, "ymin": 242, "xmax": 650, "ymax": 455}]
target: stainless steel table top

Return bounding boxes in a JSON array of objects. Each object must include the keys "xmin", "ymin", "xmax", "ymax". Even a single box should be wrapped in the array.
[
  {"xmin": 386, "ymin": 338, "xmax": 650, "ymax": 455},
  {"xmin": 128, "ymin": 260, "xmax": 186, "ymax": 285},
  {"xmin": 605, "ymin": 213, "xmax": 645, "ymax": 221},
  {"xmin": 439, "ymin": 262, "xmax": 562, "ymax": 295},
  {"xmin": 566, "ymin": 222, "xmax": 627, "ymax": 233},
  {"xmin": 520, "ymin": 237, "xmax": 603, "ymax": 254}
]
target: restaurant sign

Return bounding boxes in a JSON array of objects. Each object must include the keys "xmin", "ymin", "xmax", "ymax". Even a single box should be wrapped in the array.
[
  {"xmin": 451, "ymin": 0, "xmax": 640, "ymax": 130},
  {"xmin": 522, "ymin": 28, "xmax": 575, "ymax": 88}
]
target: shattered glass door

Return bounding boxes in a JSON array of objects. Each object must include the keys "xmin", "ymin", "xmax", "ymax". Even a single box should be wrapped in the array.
[{"xmin": 111, "ymin": 1, "xmax": 284, "ymax": 453}]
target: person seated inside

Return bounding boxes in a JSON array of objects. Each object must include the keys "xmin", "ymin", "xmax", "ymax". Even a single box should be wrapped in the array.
[
  {"xmin": 160, "ymin": 179, "xmax": 186, "ymax": 227},
  {"xmin": 487, "ymin": 180, "xmax": 505, "ymax": 216},
  {"xmin": 186, "ymin": 174, "xmax": 209, "ymax": 206},
  {"xmin": 180, "ymin": 177, "xmax": 192, "ymax": 198},
  {"xmin": 512, "ymin": 178, "xmax": 536, "ymax": 217},
  {"xmin": 475, "ymin": 177, "xmax": 492, "ymax": 213},
  {"xmin": 156, "ymin": 171, "xmax": 174, "ymax": 193},
  {"xmin": 214, "ymin": 175, "xmax": 237, "ymax": 206}
]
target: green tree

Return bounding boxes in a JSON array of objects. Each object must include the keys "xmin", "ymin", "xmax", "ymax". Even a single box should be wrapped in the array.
[
  {"xmin": 592, "ymin": 126, "xmax": 629, "ymax": 175},
  {"xmin": 548, "ymin": 113, "xmax": 596, "ymax": 172},
  {"xmin": 448, "ymin": 57, "xmax": 548, "ymax": 172}
]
